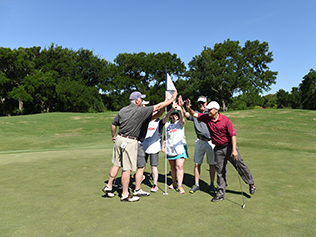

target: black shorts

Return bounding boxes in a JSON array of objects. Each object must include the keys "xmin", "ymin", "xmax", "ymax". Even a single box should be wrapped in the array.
[{"xmin": 145, "ymin": 152, "xmax": 159, "ymax": 166}]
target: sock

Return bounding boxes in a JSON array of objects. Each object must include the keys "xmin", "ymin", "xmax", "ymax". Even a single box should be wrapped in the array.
[
  {"xmin": 195, "ymin": 183, "xmax": 199, "ymax": 186},
  {"xmin": 211, "ymin": 182, "xmax": 214, "ymax": 186}
]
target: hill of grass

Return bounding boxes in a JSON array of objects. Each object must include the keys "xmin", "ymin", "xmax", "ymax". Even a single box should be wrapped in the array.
[{"xmin": 0, "ymin": 109, "xmax": 315, "ymax": 236}]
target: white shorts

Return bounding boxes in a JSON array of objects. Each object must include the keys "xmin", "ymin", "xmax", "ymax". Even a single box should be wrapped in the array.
[{"xmin": 194, "ymin": 138, "xmax": 215, "ymax": 165}]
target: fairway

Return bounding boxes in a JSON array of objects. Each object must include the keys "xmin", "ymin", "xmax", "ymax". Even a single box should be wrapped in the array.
[{"xmin": 1, "ymin": 110, "xmax": 315, "ymax": 236}]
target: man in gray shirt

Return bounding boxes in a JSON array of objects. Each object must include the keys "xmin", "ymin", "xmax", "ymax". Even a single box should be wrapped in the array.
[
  {"xmin": 181, "ymin": 96, "xmax": 216, "ymax": 193},
  {"xmin": 102, "ymin": 90, "xmax": 177, "ymax": 202}
]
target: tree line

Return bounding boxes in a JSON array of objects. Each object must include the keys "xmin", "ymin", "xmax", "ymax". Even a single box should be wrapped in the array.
[
  {"xmin": 229, "ymin": 68, "xmax": 316, "ymax": 110},
  {"xmin": 1, "ymin": 39, "xmax": 313, "ymax": 116}
]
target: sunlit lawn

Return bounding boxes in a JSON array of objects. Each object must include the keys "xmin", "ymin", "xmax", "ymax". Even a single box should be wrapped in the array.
[{"xmin": 0, "ymin": 109, "xmax": 315, "ymax": 236}]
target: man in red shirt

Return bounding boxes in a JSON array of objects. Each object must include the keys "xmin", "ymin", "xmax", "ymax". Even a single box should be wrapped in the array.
[{"xmin": 186, "ymin": 100, "xmax": 255, "ymax": 202}]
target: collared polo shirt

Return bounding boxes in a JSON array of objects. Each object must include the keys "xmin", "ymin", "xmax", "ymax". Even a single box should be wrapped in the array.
[
  {"xmin": 112, "ymin": 103, "xmax": 153, "ymax": 138},
  {"xmin": 198, "ymin": 113, "xmax": 236, "ymax": 147}
]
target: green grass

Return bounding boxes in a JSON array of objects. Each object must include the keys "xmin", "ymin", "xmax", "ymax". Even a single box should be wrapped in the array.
[{"xmin": 1, "ymin": 110, "xmax": 316, "ymax": 236}]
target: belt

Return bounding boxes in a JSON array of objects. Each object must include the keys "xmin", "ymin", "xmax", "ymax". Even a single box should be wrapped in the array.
[
  {"xmin": 215, "ymin": 143, "xmax": 229, "ymax": 149},
  {"xmin": 197, "ymin": 136, "xmax": 211, "ymax": 142},
  {"xmin": 118, "ymin": 133, "xmax": 137, "ymax": 140}
]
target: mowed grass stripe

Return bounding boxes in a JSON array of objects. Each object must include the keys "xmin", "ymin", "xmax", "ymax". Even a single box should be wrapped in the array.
[{"xmin": 0, "ymin": 109, "xmax": 315, "ymax": 236}]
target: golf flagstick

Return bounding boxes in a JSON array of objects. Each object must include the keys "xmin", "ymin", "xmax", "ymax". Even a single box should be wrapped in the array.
[
  {"xmin": 163, "ymin": 72, "xmax": 176, "ymax": 195},
  {"xmin": 163, "ymin": 97, "xmax": 169, "ymax": 195}
]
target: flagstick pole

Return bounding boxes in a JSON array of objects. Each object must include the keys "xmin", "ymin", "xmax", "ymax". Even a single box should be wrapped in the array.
[{"xmin": 163, "ymin": 92, "xmax": 168, "ymax": 195}]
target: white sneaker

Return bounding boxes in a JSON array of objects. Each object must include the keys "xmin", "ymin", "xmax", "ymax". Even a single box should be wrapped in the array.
[
  {"xmin": 133, "ymin": 189, "xmax": 150, "ymax": 196},
  {"xmin": 121, "ymin": 194, "xmax": 139, "ymax": 202},
  {"xmin": 102, "ymin": 185, "xmax": 115, "ymax": 198}
]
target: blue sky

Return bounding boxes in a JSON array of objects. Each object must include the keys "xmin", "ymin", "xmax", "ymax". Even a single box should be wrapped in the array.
[{"xmin": 1, "ymin": 0, "xmax": 315, "ymax": 95}]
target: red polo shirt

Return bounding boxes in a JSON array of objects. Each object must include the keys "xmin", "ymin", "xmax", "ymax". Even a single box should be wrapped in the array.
[{"xmin": 198, "ymin": 113, "xmax": 236, "ymax": 147}]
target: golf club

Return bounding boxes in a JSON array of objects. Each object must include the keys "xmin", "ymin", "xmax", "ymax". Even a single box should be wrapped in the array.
[{"xmin": 236, "ymin": 162, "xmax": 245, "ymax": 209}]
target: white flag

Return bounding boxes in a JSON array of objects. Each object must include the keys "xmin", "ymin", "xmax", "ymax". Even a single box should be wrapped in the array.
[{"xmin": 165, "ymin": 72, "xmax": 176, "ymax": 99}]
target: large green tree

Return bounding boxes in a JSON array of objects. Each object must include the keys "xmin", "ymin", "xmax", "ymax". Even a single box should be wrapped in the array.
[
  {"xmin": 99, "ymin": 52, "xmax": 186, "ymax": 110},
  {"xmin": 300, "ymin": 69, "xmax": 316, "ymax": 110},
  {"xmin": 289, "ymin": 87, "xmax": 301, "ymax": 109},
  {"xmin": 0, "ymin": 47, "xmax": 41, "ymax": 114},
  {"xmin": 37, "ymin": 44, "xmax": 109, "ymax": 112},
  {"xmin": 0, "ymin": 44, "xmax": 109, "ymax": 115},
  {"xmin": 187, "ymin": 39, "xmax": 277, "ymax": 111},
  {"xmin": 276, "ymin": 89, "xmax": 290, "ymax": 108}
]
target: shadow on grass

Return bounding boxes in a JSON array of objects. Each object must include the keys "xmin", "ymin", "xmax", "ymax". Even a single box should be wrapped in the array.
[
  {"xmin": 102, "ymin": 170, "xmax": 251, "ymax": 199},
  {"xmin": 226, "ymin": 189, "xmax": 251, "ymax": 199},
  {"xmin": 103, "ymin": 171, "xmax": 218, "ymax": 196}
]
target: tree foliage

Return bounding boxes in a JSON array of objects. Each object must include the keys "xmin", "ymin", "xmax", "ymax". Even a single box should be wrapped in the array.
[
  {"xmin": 187, "ymin": 39, "xmax": 277, "ymax": 111},
  {"xmin": 2, "ymin": 41, "xmax": 315, "ymax": 116},
  {"xmin": 99, "ymin": 52, "xmax": 186, "ymax": 111},
  {"xmin": 300, "ymin": 69, "xmax": 316, "ymax": 110},
  {"xmin": 0, "ymin": 44, "xmax": 109, "ymax": 115}
]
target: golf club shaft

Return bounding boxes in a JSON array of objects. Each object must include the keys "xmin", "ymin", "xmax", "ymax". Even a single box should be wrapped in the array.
[{"xmin": 236, "ymin": 162, "xmax": 245, "ymax": 207}]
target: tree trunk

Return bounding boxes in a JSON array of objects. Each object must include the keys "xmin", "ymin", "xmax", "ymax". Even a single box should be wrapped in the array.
[
  {"xmin": 18, "ymin": 99, "xmax": 23, "ymax": 111},
  {"xmin": 222, "ymin": 99, "xmax": 228, "ymax": 112}
]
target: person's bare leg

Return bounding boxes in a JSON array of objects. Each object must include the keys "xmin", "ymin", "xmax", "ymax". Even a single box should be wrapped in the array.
[
  {"xmin": 194, "ymin": 164, "xmax": 201, "ymax": 185},
  {"xmin": 135, "ymin": 167, "xmax": 145, "ymax": 190},
  {"xmin": 107, "ymin": 165, "xmax": 120, "ymax": 188},
  {"xmin": 121, "ymin": 170, "xmax": 131, "ymax": 197},
  {"xmin": 152, "ymin": 166, "xmax": 158, "ymax": 185},
  {"xmin": 176, "ymin": 159, "xmax": 185, "ymax": 187},
  {"xmin": 169, "ymin": 160, "xmax": 177, "ymax": 184}
]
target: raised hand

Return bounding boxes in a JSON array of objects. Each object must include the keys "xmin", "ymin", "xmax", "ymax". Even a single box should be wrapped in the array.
[
  {"xmin": 178, "ymin": 95, "xmax": 184, "ymax": 107},
  {"xmin": 185, "ymin": 99, "xmax": 192, "ymax": 108},
  {"xmin": 170, "ymin": 90, "xmax": 178, "ymax": 101}
]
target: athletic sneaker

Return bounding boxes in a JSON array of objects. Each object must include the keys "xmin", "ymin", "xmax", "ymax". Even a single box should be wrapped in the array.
[
  {"xmin": 169, "ymin": 182, "xmax": 178, "ymax": 190},
  {"xmin": 189, "ymin": 185, "xmax": 200, "ymax": 194},
  {"xmin": 249, "ymin": 184, "xmax": 256, "ymax": 194},
  {"xmin": 133, "ymin": 189, "xmax": 150, "ymax": 196},
  {"xmin": 121, "ymin": 194, "xmax": 139, "ymax": 202},
  {"xmin": 211, "ymin": 195, "xmax": 224, "ymax": 202},
  {"xmin": 178, "ymin": 185, "xmax": 185, "ymax": 194},
  {"xmin": 102, "ymin": 185, "xmax": 115, "ymax": 198},
  {"xmin": 209, "ymin": 184, "xmax": 216, "ymax": 193},
  {"xmin": 151, "ymin": 184, "xmax": 158, "ymax": 192}
]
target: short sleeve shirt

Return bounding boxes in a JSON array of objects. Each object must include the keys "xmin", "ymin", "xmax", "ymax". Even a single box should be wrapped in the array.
[
  {"xmin": 112, "ymin": 103, "xmax": 153, "ymax": 138},
  {"xmin": 187, "ymin": 110, "xmax": 211, "ymax": 140},
  {"xmin": 138, "ymin": 116, "xmax": 152, "ymax": 142},
  {"xmin": 198, "ymin": 113, "xmax": 236, "ymax": 147}
]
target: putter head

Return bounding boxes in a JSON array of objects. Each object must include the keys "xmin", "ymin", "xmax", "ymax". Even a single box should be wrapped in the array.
[{"xmin": 242, "ymin": 204, "xmax": 245, "ymax": 209}]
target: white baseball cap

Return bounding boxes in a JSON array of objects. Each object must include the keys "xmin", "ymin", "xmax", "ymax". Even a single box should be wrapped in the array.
[
  {"xmin": 205, "ymin": 101, "xmax": 220, "ymax": 110},
  {"xmin": 197, "ymin": 97, "xmax": 207, "ymax": 103}
]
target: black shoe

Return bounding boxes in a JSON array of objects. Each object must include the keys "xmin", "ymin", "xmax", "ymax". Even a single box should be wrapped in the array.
[
  {"xmin": 211, "ymin": 195, "xmax": 224, "ymax": 202},
  {"xmin": 249, "ymin": 184, "xmax": 256, "ymax": 194}
]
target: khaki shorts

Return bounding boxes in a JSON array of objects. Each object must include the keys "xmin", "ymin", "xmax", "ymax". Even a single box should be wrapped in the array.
[{"xmin": 112, "ymin": 135, "xmax": 138, "ymax": 171}]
